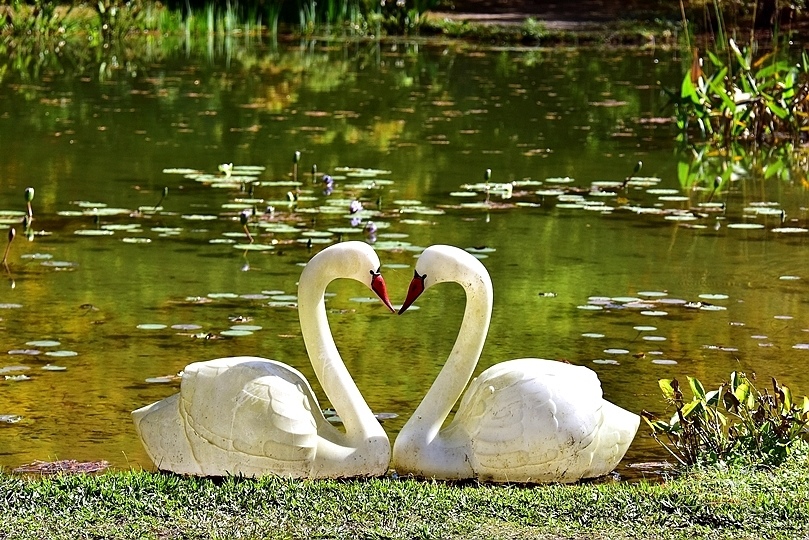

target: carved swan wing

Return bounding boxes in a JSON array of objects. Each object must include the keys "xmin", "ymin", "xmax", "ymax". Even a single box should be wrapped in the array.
[
  {"xmin": 178, "ymin": 357, "xmax": 328, "ymax": 473},
  {"xmin": 453, "ymin": 359, "xmax": 605, "ymax": 480}
]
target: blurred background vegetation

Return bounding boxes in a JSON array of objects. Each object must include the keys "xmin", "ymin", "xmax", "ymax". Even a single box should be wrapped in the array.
[{"xmin": 1, "ymin": 0, "xmax": 806, "ymax": 40}]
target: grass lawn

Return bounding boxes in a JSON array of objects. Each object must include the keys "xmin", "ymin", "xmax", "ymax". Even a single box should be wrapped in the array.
[{"xmin": 2, "ymin": 455, "xmax": 809, "ymax": 539}]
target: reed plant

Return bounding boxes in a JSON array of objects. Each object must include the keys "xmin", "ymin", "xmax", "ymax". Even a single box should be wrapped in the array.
[
  {"xmin": 672, "ymin": 40, "xmax": 809, "ymax": 147},
  {"xmin": 298, "ymin": 0, "xmax": 318, "ymax": 34}
]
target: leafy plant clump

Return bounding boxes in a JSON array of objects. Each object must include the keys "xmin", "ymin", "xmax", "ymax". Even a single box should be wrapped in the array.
[
  {"xmin": 670, "ymin": 39, "xmax": 809, "ymax": 148},
  {"xmin": 643, "ymin": 371, "xmax": 809, "ymax": 467}
]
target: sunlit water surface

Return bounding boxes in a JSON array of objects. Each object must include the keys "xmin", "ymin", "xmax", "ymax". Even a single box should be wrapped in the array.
[{"xmin": 1, "ymin": 38, "xmax": 808, "ymax": 481}]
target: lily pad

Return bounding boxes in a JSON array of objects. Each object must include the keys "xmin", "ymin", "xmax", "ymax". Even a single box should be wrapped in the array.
[
  {"xmin": 349, "ymin": 297, "xmax": 382, "ymax": 304},
  {"xmin": 0, "ymin": 365, "xmax": 30, "ymax": 374},
  {"xmin": 41, "ymin": 261, "xmax": 78, "ymax": 269},
  {"xmin": 270, "ymin": 295, "xmax": 297, "ymax": 302},
  {"xmin": 637, "ymin": 291, "xmax": 667, "ymax": 298},
  {"xmin": 699, "ymin": 293, "xmax": 728, "ymax": 300},
  {"xmin": 45, "ymin": 350, "xmax": 78, "ymax": 357},
  {"xmin": 235, "ymin": 239, "xmax": 275, "ymax": 250},
  {"xmin": 102, "ymin": 224, "xmax": 141, "ymax": 231},
  {"xmin": 612, "ymin": 297, "xmax": 640, "ymax": 303},
  {"xmin": 182, "ymin": 214, "xmax": 218, "ymax": 221},
  {"xmin": 220, "ymin": 329, "xmax": 254, "ymax": 337},
  {"xmin": 592, "ymin": 359, "xmax": 620, "ymax": 365},
  {"xmin": 26, "ymin": 340, "xmax": 60, "ymax": 347},
  {"xmin": 700, "ymin": 305, "xmax": 727, "ymax": 312},
  {"xmin": 42, "ymin": 364, "xmax": 67, "ymax": 371},
  {"xmin": 228, "ymin": 325, "xmax": 261, "ymax": 332},
  {"xmin": 727, "ymin": 223, "xmax": 765, "ymax": 230},
  {"xmin": 74, "ymin": 229, "xmax": 115, "ymax": 236},
  {"xmin": 145, "ymin": 375, "xmax": 178, "ymax": 383},
  {"xmin": 137, "ymin": 324, "xmax": 167, "ymax": 330}
]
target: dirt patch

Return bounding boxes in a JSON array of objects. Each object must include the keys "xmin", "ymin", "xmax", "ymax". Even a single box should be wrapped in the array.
[{"xmin": 429, "ymin": 0, "xmax": 679, "ymax": 28}]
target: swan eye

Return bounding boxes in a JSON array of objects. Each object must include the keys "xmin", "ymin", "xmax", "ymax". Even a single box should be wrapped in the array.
[
  {"xmin": 413, "ymin": 269, "xmax": 426, "ymax": 282},
  {"xmin": 370, "ymin": 267, "xmax": 382, "ymax": 277}
]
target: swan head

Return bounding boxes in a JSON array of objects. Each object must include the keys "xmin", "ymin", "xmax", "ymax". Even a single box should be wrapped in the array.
[
  {"xmin": 398, "ymin": 245, "xmax": 490, "ymax": 314},
  {"xmin": 307, "ymin": 241, "xmax": 395, "ymax": 312}
]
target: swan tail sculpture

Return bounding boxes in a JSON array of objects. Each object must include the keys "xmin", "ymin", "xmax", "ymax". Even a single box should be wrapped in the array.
[
  {"xmin": 132, "ymin": 393, "xmax": 202, "ymax": 475},
  {"xmin": 590, "ymin": 398, "xmax": 641, "ymax": 476},
  {"xmin": 133, "ymin": 241, "xmax": 394, "ymax": 478},
  {"xmin": 392, "ymin": 244, "xmax": 640, "ymax": 484}
]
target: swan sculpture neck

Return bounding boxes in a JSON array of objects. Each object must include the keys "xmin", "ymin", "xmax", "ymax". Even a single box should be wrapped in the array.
[
  {"xmin": 399, "ymin": 246, "xmax": 493, "ymax": 447},
  {"xmin": 394, "ymin": 244, "xmax": 640, "ymax": 482},
  {"xmin": 298, "ymin": 242, "xmax": 392, "ymax": 443}
]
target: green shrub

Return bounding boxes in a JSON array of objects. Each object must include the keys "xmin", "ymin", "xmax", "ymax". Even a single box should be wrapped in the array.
[
  {"xmin": 669, "ymin": 39, "xmax": 809, "ymax": 148},
  {"xmin": 644, "ymin": 371, "xmax": 809, "ymax": 467}
]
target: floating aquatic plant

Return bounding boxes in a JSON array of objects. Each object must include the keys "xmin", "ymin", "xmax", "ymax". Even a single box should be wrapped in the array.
[
  {"xmin": 24, "ymin": 187, "xmax": 34, "ymax": 220},
  {"xmin": 218, "ymin": 163, "xmax": 233, "ymax": 177},
  {"xmin": 2, "ymin": 228, "xmax": 14, "ymax": 267},
  {"xmin": 26, "ymin": 340, "xmax": 60, "ymax": 347},
  {"xmin": 154, "ymin": 187, "xmax": 169, "ymax": 210},
  {"xmin": 45, "ymin": 350, "xmax": 78, "ymax": 358},
  {"xmin": 239, "ymin": 210, "xmax": 254, "ymax": 243},
  {"xmin": 621, "ymin": 161, "xmax": 642, "ymax": 188},
  {"xmin": 292, "ymin": 150, "xmax": 301, "ymax": 184},
  {"xmin": 42, "ymin": 364, "xmax": 67, "ymax": 371}
]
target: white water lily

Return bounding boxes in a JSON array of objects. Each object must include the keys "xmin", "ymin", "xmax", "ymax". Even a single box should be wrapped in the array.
[{"xmin": 218, "ymin": 163, "xmax": 233, "ymax": 177}]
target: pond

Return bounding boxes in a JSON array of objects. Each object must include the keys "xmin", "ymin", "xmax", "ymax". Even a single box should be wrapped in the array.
[{"xmin": 1, "ymin": 37, "xmax": 808, "ymax": 480}]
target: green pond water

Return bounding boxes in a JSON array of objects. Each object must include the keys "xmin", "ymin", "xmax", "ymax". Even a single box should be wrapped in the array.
[{"xmin": 1, "ymin": 38, "xmax": 808, "ymax": 480}]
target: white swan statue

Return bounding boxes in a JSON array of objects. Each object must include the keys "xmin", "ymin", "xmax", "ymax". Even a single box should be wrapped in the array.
[
  {"xmin": 392, "ymin": 245, "xmax": 640, "ymax": 483},
  {"xmin": 132, "ymin": 241, "xmax": 395, "ymax": 478}
]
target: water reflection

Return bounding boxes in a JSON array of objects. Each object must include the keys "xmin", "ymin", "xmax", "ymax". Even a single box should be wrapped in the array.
[{"xmin": 1, "ymin": 38, "xmax": 807, "ymax": 481}]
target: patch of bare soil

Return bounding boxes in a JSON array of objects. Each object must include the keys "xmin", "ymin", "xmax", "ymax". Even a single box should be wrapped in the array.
[{"xmin": 428, "ymin": 0, "xmax": 677, "ymax": 29}]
